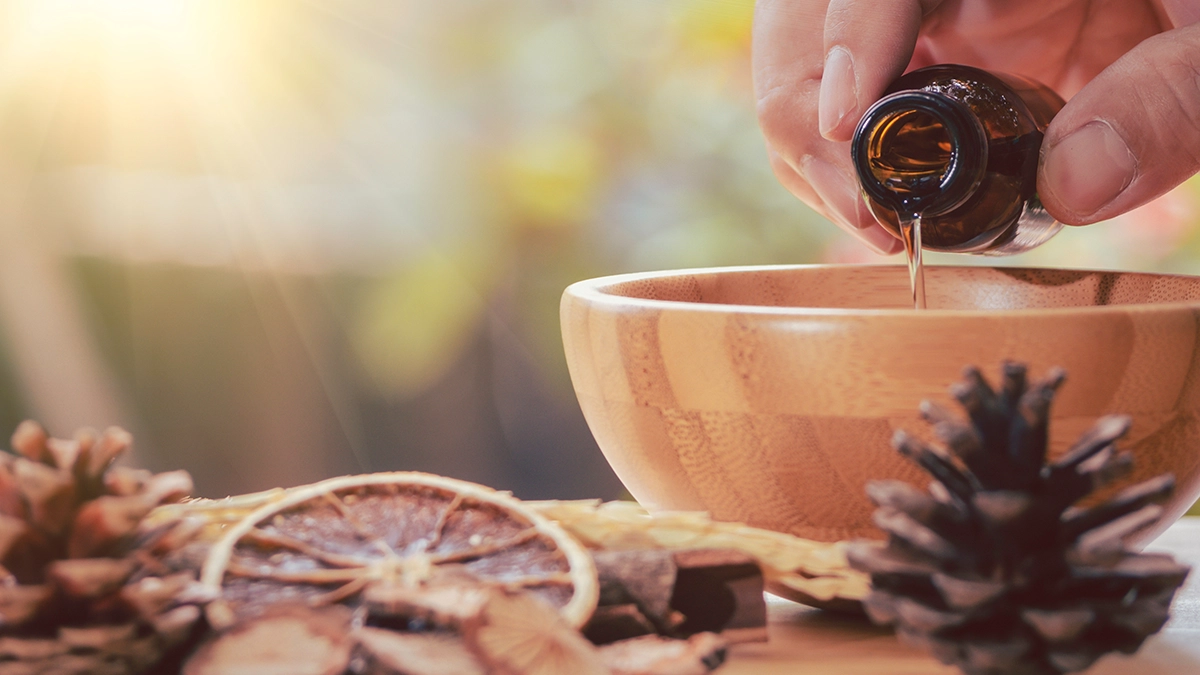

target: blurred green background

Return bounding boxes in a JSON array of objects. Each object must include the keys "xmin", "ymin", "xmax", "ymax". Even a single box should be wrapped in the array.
[{"xmin": 0, "ymin": 0, "xmax": 1197, "ymax": 511}]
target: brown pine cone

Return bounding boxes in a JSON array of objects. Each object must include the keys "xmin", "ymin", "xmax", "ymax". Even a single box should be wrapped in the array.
[
  {"xmin": 847, "ymin": 363, "xmax": 1190, "ymax": 675},
  {"xmin": 0, "ymin": 421, "xmax": 206, "ymax": 674}
]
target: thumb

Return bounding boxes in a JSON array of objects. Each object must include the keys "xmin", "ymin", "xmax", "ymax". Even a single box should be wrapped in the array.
[{"xmin": 1039, "ymin": 23, "xmax": 1200, "ymax": 225}]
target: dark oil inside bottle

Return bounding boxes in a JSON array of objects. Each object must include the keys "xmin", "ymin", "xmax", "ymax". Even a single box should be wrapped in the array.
[{"xmin": 866, "ymin": 110, "xmax": 952, "ymax": 210}]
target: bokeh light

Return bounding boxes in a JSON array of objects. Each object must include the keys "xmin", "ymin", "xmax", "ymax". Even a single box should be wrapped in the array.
[{"xmin": 0, "ymin": 0, "xmax": 1195, "ymax": 511}]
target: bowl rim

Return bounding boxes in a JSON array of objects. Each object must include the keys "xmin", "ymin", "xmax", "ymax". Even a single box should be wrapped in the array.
[{"xmin": 563, "ymin": 264, "xmax": 1200, "ymax": 317}]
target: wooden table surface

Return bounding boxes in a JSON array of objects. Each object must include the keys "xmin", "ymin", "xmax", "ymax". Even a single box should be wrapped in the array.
[{"xmin": 724, "ymin": 517, "xmax": 1200, "ymax": 674}]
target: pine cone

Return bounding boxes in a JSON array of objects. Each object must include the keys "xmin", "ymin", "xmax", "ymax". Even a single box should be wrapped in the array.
[
  {"xmin": 846, "ymin": 363, "xmax": 1191, "ymax": 675},
  {"xmin": 0, "ymin": 421, "xmax": 205, "ymax": 674}
]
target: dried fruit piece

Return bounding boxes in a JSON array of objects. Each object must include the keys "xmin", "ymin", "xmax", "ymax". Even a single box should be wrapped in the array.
[
  {"xmin": 200, "ymin": 472, "xmax": 598, "ymax": 629},
  {"xmin": 183, "ymin": 605, "xmax": 354, "ymax": 675},
  {"xmin": 352, "ymin": 627, "xmax": 485, "ymax": 675},
  {"xmin": 599, "ymin": 633, "xmax": 728, "ymax": 675},
  {"xmin": 529, "ymin": 499, "xmax": 868, "ymax": 611},
  {"xmin": 463, "ymin": 588, "xmax": 609, "ymax": 675}
]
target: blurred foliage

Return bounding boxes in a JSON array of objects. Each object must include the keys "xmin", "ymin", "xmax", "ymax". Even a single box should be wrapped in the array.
[{"xmin": 0, "ymin": 0, "xmax": 1193, "ymax": 514}]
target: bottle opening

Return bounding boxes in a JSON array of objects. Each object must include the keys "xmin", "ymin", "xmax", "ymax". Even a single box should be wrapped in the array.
[
  {"xmin": 853, "ymin": 91, "xmax": 986, "ymax": 217},
  {"xmin": 866, "ymin": 109, "xmax": 952, "ymax": 201}
]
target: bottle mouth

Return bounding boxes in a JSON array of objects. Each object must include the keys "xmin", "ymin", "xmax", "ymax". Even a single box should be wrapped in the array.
[{"xmin": 852, "ymin": 91, "xmax": 987, "ymax": 217}]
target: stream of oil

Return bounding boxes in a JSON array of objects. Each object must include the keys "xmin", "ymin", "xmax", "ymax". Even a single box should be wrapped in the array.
[{"xmin": 897, "ymin": 211, "xmax": 926, "ymax": 310}]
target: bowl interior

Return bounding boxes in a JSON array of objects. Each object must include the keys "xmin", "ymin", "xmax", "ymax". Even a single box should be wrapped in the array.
[{"xmin": 597, "ymin": 265, "xmax": 1200, "ymax": 311}]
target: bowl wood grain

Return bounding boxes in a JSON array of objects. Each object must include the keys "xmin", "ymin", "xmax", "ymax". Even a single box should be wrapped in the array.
[{"xmin": 561, "ymin": 265, "xmax": 1200, "ymax": 543}]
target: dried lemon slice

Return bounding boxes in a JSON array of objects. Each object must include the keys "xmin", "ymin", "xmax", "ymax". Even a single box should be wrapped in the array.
[{"xmin": 199, "ymin": 473, "xmax": 598, "ymax": 629}]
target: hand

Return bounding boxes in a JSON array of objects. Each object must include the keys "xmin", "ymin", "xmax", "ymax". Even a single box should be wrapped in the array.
[{"xmin": 754, "ymin": 1, "xmax": 1200, "ymax": 253}]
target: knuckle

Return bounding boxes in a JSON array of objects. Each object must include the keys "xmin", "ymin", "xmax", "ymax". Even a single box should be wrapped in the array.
[
  {"xmin": 1134, "ymin": 32, "xmax": 1200, "ymax": 167},
  {"xmin": 755, "ymin": 81, "xmax": 819, "ymax": 165}
]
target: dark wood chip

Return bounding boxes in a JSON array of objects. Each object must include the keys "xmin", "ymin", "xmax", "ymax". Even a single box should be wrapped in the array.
[
  {"xmin": 584, "ymin": 604, "xmax": 658, "ymax": 645},
  {"xmin": 594, "ymin": 549, "xmax": 676, "ymax": 624}
]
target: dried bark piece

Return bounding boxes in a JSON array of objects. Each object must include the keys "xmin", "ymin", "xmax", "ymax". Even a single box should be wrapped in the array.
[
  {"xmin": 584, "ymin": 604, "xmax": 659, "ymax": 645},
  {"xmin": 594, "ymin": 550, "xmax": 677, "ymax": 628},
  {"xmin": 351, "ymin": 627, "xmax": 485, "ymax": 675},
  {"xmin": 183, "ymin": 605, "xmax": 353, "ymax": 675},
  {"xmin": 599, "ymin": 633, "xmax": 728, "ymax": 675},
  {"xmin": 527, "ymin": 499, "xmax": 868, "ymax": 611},
  {"xmin": 199, "ymin": 472, "xmax": 598, "ymax": 630},
  {"xmin": 590, "ymin": 549, "xmax": 765, "ymax": 644},
  {"xmin": 463, "ymin": 589, "xmax": 608, "ymax": 675},
  {"xmin": 670, "ymin": 549, "xmax": 765, "ymax": 644}
]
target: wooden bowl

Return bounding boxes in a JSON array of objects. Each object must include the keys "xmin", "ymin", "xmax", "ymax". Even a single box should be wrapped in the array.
[{"xmin": 561, "ymin": 265, "xmax": 1200, "ymax": 544}]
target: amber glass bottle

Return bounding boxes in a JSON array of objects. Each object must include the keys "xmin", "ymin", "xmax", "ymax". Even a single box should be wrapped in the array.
[{"xmin": 851, "ymin": 65, "xmax": 1065, "ymax": 254}]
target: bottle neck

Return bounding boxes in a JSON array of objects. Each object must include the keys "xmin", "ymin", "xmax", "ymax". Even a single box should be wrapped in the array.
[{"xmin": 852, "ymin": 91, "xmax": 987, "ymax": 218}]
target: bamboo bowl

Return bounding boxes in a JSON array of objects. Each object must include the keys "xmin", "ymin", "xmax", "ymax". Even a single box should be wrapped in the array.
[{"xmin": 561, "ymin": 265, "xmax": 1200, "ymax": 544}]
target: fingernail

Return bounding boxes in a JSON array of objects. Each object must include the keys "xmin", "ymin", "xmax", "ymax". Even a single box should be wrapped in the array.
[
  {"xmin": 819, "ymin": 47, "xmax": 857, "ymax": 138},
  {"xmin": 803, "ymin": 156, "xmax": 874, "ymax": 230},
  {"xmin": 1043, "ymin": 120, "xmax": 1137, "ymax": 217}
]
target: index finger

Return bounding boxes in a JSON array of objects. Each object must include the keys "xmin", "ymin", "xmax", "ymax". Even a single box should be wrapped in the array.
[{"xmin": 819, "ymin": 0, "xmax": 944, "ymax": 140}]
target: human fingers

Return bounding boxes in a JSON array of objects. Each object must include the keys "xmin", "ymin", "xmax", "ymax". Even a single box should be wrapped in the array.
[
  {"xmin": 755, "ymin": 0, "xmax": 902, "ymax": 250},
  {"xmin": 818, "ymin": 0, "xmax": 946, "ymax": 140},
  {"xmin": 769, "ymin": 150, "xmax": 904, "ymax": 254},
  {"xmin": 1039, "ymin": 22, "xmax": 1200, "ymax": 225}
]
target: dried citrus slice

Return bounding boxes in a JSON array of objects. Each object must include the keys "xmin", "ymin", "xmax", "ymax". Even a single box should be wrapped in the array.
[
  {"xmin": 463, "ymin": 587, "xmax": 609, "ymax": 675},
  {"xmin": 198, "ymin": 473, "xmax": 597, "ymax": 629}
]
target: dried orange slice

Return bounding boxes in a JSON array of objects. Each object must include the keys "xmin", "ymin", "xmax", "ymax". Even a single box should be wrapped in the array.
[
  {"xmin": 463, "ymin": 587, "xmax": 609, "ymax": 675},
  {"xmin": 198, "ymin": 473, "xmax": 597, "ymax": 629}
]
